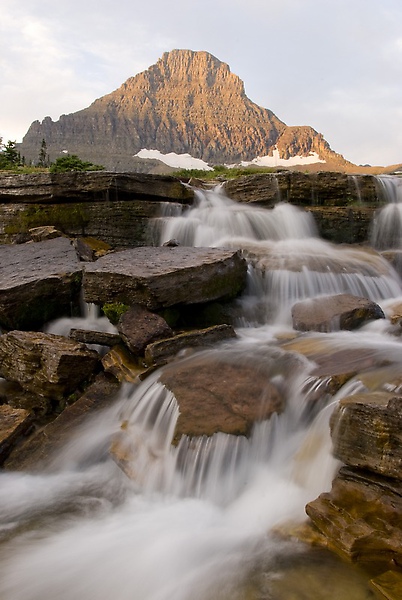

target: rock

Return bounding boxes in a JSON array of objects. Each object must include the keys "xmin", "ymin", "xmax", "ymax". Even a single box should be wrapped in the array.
[
  {"xmin": 74, "ymin": 236, "xmax": 112, "ymax": 261},
  {"xmin": 144, "ymin": 324, "xmax": 237, "ymax": 366},
  {"xmin": 0, "ymin": 237, "xmax": 82, "ymax": 330},
  {"xmin": 0, "ymin": 331, "xmax": 99, "ymax": 400},
  {"xmin": 370, "ymin": 570, "xmax": 402, "ymax": 600},
  {"xmin": 159, "ymin": 354, "xmax": 284, "ymax": 441},
  {"xmin": 381, "ymin": 249, "xmax": 402, "ymax": 278},
  {"xmin": 330, "ymin": 391, "xmax": 402, "ymax": 479},
  {"xmin": 291, "ymin": 294, "xmax": 385, "ymax": 333},
  {"xmin": 0, "ymin": 405, "xmax": 32, "ymax": 465},
  {"xmin": 0, "ymin": 171, "xmax": 194, "ymax": 204},
  {"xmin": 83, "ymin": 246, "xmax": 247, "ymax": 309},
  {"xmin": 117, "ymin": 305, "xmax": 173, "ymax": 355},
  {"xmin": 3, "ymin": 373, "xmax": 121, "ymax": 471},
  {"xmin": 306, "ymin": 467, "xmax": 402, "ymax": 572},
  {"xmin": 69, "ymin": 329, "xmax": 121, "ymax": 347},
  {"xmin": 28, "ymin": 225, "xmax": 63, "ymax": 241},
  {"xmin": 101, "ymin": 344, "xmax": 150, "ymax": 383},
  {"xmin": 0, "ymin": 378, "xmax": 52, "ymax": 418}
]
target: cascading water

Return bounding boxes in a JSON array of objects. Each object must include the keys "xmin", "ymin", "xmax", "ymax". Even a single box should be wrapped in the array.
[
  {"xmin": 1, "ymin": 186, "xmax": 402, "ymax": 599},
  {"xmin": 371, "ymin": 175, "xmax": 402, "ymax": 249}
]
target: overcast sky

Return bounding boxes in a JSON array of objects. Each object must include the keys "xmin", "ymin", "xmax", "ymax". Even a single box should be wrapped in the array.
[{"xmin": 2, "ymin": 0, "xmax": 402, "ymax": 166}]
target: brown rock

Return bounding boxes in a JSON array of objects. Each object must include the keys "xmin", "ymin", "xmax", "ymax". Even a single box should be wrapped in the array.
[
  {"xmin": 69, "ymin": 328, "xmax": 121, "ymax": 347},
  {"xmin": 291, "ymin": 294, "xmax": 385, "ymax": 333},
  {"xmin": 159, "ymin": 354, "xmax": 284, "ymax": 441},
  {"xmin": 74, "ymin": 236, "xmax": 112, "ymax": 261},
  {"xmin": 0, "ymin": 405, "xmax": 32, "ymax": 465},
  {"xmin": 0, "ymin": 331, "xmax": 99, "ymax": 400},
  {"xmin": 28, "ymin": 225, "xmax": 63, "ymax": 241},
  {"xmin": 101, "ymin": 344, "xmax": 150, "ymax": 383},
  {"xmin": 83, "ymin": 246, "xmax": 247, "ymax": 309},
  {"xmin": 144, "ymin": 324, "xmax": 236, "ymax": 366},
  {"xmin": 4, "ymin": 373, "xmax": 121, "ymax": 471},
  {"xmin": 330, "ymin": 391, "xmax": 402, "ymax": 479},
  {"xmin": 117, "ymin": 304, "xmax": 173, "ymax": 355}
]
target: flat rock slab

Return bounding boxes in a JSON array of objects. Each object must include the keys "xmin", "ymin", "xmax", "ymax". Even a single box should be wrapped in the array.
[
  {"xmin": 291, "ymin": 293, "xmax": 385, "ymax": 333},
  {"xmin": 0, "ymin": 405, "xmax": 32, "ymax": 464},
  {"xmin": 145, "ymin": 324, "xmax": 237, "ymax": 366},
  {"xmin": 0, "ymin": 237, "xmax": 82, "ymax": 329},
  {"xmin": 83, "ymin": 246, "xmax": 247, "ymax": 309}
]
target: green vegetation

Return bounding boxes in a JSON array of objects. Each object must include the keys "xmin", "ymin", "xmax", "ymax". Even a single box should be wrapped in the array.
[
  {"xmin": 174, "ymin": 164, "xmax": 278, "ymax": 180},
  {"xmin": 50, "ymin": 155, "xmax": 105, "ymax": 173},
  {"xmin": 0, "ymin": 138, "xmax": 24, "ymax": 170},
  {"xmin": 101, "ymin": 302, "xmax": 130, "ymax": 325}
]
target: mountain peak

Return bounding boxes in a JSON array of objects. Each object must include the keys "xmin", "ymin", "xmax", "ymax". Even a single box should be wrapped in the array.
[{"xmin": 19, "ymin": 49, "xmax": 350, "ymax": 171}]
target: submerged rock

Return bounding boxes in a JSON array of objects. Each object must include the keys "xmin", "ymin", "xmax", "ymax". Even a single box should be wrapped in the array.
[
  {"xmin": 0, "ymin": 331, "xmax": 99, "ymax": 400},
  {"xmin": 0, "ymin": 237, "xmax": 82, "ymax": 330},
  {"xmin": 291, "ymin": 294, "xmax": 385, "ymax": 333},
  {"xmin": 83, "ymin": 246, "xmax": 247, "ymax": 309}
]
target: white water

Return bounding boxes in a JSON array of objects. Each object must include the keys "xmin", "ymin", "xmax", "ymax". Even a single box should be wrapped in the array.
[
  {"xmin": 371, "ymin": 175, "xmax": 402, "ymax": 249},
  {"xmin": 1, "ymin": 186, "xmax": 402, "ymax": 599}
]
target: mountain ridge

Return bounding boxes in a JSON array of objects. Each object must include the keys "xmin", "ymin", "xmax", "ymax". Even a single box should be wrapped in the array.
[{"xmin": 19, "ymin": 49, "xmax": 352, "ymax": 172}]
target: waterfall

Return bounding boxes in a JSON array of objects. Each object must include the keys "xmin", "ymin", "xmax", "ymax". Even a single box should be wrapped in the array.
[
  {"xmin": 371, "ymin": 175, "xmax": 402, "ymax": 249},
  {"xmin": 1, "ymin": 186, "xmax": 400, "ymax": 600}
]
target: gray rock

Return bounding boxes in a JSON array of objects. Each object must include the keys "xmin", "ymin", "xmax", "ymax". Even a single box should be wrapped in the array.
[
  {"xmin": 0, "ymin": 237, "xmax": 82, "ymax": 330},
  {"xmin": 69, "ymin": 329, "xmax": 121, "ymax": 347},
  {"xmin": 291, "ymin": 293, "xmax": 385, "ymax": 332},
  {"xmin": 144, "ymin": 324, "xmax": 237, "ymax": 366},
  {"xmin": 83, "ymin": 246, "xmax": 247, "ymax": 309},
  {"xmin": 0, "ymin": 331, "xmax": 99, "ymax": 400}
]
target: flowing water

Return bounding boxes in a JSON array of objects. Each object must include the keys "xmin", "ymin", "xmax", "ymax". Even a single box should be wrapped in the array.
[
  {"xmin": 371, "ymin": 175, "xmax": 402, "ymax": 249},
  {"xmin": 1, "ymin": 186, "xmax": 402, "ymax": 599}
]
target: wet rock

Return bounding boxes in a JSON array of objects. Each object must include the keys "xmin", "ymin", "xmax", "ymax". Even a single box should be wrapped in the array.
[
  {"xmin": 4, "ymin": 373, "xmax": 121, "ymax": 471},
  {"xmin": 306, "ymin": 467, "xmax": 402, "ymax": 572},
  {"xmin": 0, "ymin": 237, "xmax": 82, "ymax": 330},
  {"xmin": 381, "ymin": 249, "xmax": 402, "ymax": 278},
  {"xmin": 291, "ymin": 294, "xmax": 385, "ymax": 333},
  {"xmin": 144, "ymin": 324, "xmax": 237, "ymax": 366},
  {"xmin": 0, "ymin": 378, "xmax": 52, "ymax": 418},
  {"xmin": 0, "ymin": 331, "xmax": 99, "ymax": 400},
  {"xmin": 69, "ymin": 329, "xmax": 121, "ymax": 347},
  {"xmin": 83, "ymin": 246, "xmax": 247, "ymax": 309},
  {"xmin": 330, "ymin": 391, "xmax": 402, "ymax": 479},
  {"xmin": 370, "ymin": 570, "xmax": 402, "ymax": 600},
  {"xmin": 101, "ymin": 344, "xmax": 149, "ymax": 383},
  {"xmin": 0, "ymin": 405, "xmax": 32, "ymax": 465},
  {"xmin": 159, "ymin": 354, "xmax": 284, "ymax": 441},
  {"xmin": 117, "ymin": 305, "xmax": 173, "ymax": 355}
]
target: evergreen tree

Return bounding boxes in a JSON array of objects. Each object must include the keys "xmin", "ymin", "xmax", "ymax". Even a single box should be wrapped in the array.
[{"xmin": 38, "ymin": 139, "xmax": 49, "ymax": 167}]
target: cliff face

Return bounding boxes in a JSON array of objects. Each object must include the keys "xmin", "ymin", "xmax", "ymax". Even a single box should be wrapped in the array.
[{"xmin": 19, "ymin": 49, "xmax": 349, "ymax": 171}]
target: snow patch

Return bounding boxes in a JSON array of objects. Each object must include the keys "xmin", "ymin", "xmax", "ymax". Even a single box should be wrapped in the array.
[
  {"xmin": 241, "ymin": 148, "xmax": 326, "ymax": 167},
  {"xmin": 135, "ymin": 149, "xmax": 213, "ymax": 171}
]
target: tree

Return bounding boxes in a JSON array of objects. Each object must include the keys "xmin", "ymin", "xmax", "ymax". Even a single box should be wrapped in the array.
[
  {"xmin": 38, "ymin": 139, "xmax": 49, "ymax": 167},
  {"xmin": 49, "ymin": 154, "xmax": 105, "ymax": 173},
  {"xmin": 0, "ymin": 139, "xmax": 22, "ymax": 169}
]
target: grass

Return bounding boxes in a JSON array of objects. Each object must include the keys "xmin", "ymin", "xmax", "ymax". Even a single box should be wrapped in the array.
[{"xmin": 174, "ymin": 164, "xmax": 279, "ymax": 180}]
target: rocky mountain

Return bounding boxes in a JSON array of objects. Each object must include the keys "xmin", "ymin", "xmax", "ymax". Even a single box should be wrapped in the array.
[{"xmin": 19, "ymin": 49, "xmax": 350, "ymax": 172}]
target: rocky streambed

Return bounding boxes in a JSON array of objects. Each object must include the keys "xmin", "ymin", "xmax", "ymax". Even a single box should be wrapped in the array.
[{"xmin": 0, "ymin": 171, "xmax": 402, "ymax": 599}]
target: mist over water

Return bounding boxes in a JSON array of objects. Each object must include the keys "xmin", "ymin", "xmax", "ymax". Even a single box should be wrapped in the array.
[{"xmin": 1, "ymin": 184, "xmax": 402, "ymax": 599}]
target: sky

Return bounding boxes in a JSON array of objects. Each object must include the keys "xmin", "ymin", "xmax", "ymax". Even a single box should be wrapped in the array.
[{"xmin": 1, "ymin": 0, "xmax": 402, "ymax": 167}]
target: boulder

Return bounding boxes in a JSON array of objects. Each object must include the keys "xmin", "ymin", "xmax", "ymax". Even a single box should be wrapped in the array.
[
  {"xmin": 306, "ymin": 467, "xmax": 402, "ymax": 572},
  {"xmin": 28, "ymin": 225, "xmax": 63, "ymax": 242},
  {"xmin": 144, "ymin": 324, "xmax": 237, "ymax": 366},
  {"xmin": 0, "ymin": 331, "xmax": 99, "ymax": 400},
  {"xmin": 69, "ymin": 329, "xmax": 121, "ymax": 347},
  {"xmin": 83, "ymin": 246, "xmax": 247, "ymax": 309},
  {"xmin": 330, "ymin": 391, "xmax": 402, "ymax": 479},
  {"xmin": 117, "ymin": 304, "xmax": 173, "ymax": 355},
  {"xmin": 101, "ymin": 344, "xmax": 150, "ymax": 383},
  {"xmin": 74, "ymin": 236, "xmax": 112, "ymax": 261},
  {"xmin": 0, "ymin": 237, "xmax": 82, "ymax": 330},
  {"xmin": 4, "ymin": 373, "xmax": 121, "ymax": 471},
  {"xmin": 159, "ymin": 354, "xmax": 284, "ymax": 441},
  {"xmin": 291, "ymin": 294, "xmax": 385, "ymax": 333},
  {"xmin": 0, "ymin": 405, "xmax": 32, "ymax": 465}
]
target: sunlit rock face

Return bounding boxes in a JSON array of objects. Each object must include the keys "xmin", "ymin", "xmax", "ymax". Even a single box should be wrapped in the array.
[{"xmin": 18, "ymin": 49, "xmax": 348, "ymax": 171}]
